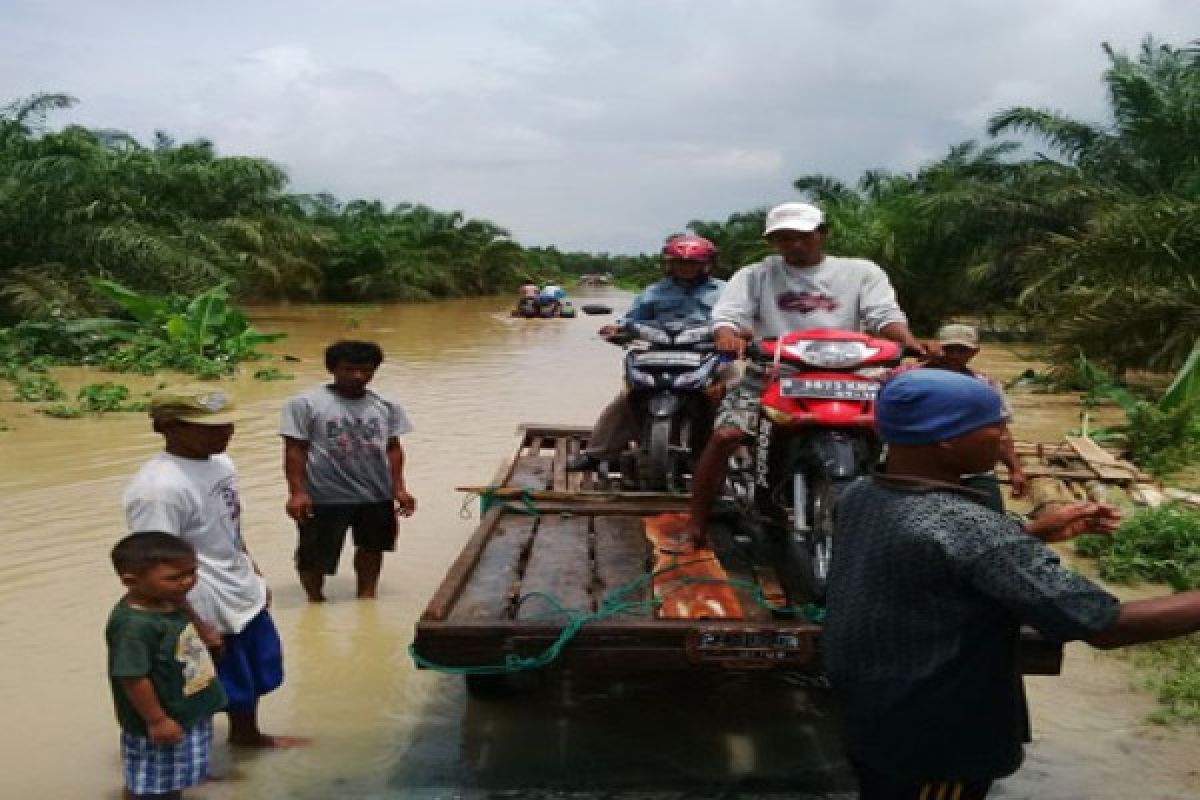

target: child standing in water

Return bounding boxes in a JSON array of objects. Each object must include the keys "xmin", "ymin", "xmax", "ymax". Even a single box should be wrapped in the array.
[{"xmin": 106, "ymin": 532, "xmax": 227, "ymax": 800}]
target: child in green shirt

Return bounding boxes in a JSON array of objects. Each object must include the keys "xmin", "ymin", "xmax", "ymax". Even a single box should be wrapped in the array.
[{"xmin": 106, "ymin": 532, "xmax": 227, "ymax": 799}]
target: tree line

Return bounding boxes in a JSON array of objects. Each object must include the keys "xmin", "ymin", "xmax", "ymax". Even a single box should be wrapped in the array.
[{"xmin": 2, "ymin": 36, "xmax": 1196, "ymax": 376}]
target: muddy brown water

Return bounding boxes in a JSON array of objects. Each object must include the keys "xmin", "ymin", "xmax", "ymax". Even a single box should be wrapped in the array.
[{"xmin": 1, "ymin": 289, "xmax": 1196, "ymax": 799}]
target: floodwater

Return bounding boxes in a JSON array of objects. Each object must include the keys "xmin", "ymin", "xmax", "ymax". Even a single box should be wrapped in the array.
[{"xmin": 1, "ymin": 289, "xmax": 1196, "ymax": 799}]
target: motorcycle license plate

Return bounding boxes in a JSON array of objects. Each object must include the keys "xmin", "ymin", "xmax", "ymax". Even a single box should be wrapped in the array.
[
  {"xmin": 780, "ymin": 378, "xmax": 877, "ymax": 401},
  {"xmin": 631, "ymin": 351, "xmax": 709, "ymax": 368},
  {"xmin": 685, "ymin": 628, "xmax": 815, "ymax": 666}
]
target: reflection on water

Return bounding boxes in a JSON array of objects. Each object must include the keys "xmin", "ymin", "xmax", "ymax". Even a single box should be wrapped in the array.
[{"xmin": 1, "ymin": 290, "xmax": 1197, "ymax": 799}]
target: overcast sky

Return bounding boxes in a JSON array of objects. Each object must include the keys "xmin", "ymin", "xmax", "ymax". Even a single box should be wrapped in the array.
[{"xmin": 3, "ymin": 1, "xmax": 1196, "ymax": 253}]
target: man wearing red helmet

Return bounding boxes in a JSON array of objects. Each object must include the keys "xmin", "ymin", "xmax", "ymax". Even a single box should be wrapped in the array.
[{"xmin": 567, "ymin": 235, "xmax": 728, "ymax": 471}]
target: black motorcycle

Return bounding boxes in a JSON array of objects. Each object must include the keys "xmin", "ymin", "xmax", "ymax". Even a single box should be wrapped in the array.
[{"xmin": 608, "ymin": 319, "xmax": 723, "ymax": 492}]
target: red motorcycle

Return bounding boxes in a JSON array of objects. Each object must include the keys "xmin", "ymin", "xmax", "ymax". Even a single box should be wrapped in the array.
[{"xmin": 723, "ymin": 328, "xmax": 903, "ymax": 601}]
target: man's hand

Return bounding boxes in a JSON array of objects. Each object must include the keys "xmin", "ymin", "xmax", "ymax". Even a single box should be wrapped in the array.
[
  {"xmin": 394, "ymin": 488, "xmax": 417, "ymax": 517},
  {"xmin": 714, "ymin": 326, "xmax": 748, "ymax": 358},
  {"xmin": 194, "ymin": 619, "xmax": 225, "ymax": 661},
  {"xmin": 1027, "ymin": 502, "xmax": 1121, "ymax": 543},
  {"xmin": 598, "ymin": 324, "xmax": 618, "ymax": 338},
  {"xmin": 286, "ymin": 490, "xmax": 314, "ymax": 522},
  {"xmin": 1009, "ymin": 468, "xmax": 1028, "ymax": 499},
  {"xmin": 909, "ymin": 338, "xmax": 936, "ymax": 359}
]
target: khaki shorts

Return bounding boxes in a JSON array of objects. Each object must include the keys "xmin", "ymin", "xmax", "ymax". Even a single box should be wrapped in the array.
[{"xmin": 713, "ymin": 361, "xmax": 767, "ymax": 436}]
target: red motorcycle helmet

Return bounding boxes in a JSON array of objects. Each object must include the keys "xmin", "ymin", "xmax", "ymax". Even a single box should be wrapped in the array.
[{"xmin": 660, "ymin": 235, "xmax": 718, "ymax": 274}]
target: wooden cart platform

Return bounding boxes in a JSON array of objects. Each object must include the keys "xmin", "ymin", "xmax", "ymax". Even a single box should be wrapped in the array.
[{"xmin": 413, "ymin": 425, "xmax": 1067, "ymax": 680}]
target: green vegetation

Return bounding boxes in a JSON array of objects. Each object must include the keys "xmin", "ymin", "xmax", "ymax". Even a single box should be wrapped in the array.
[
  {"xmin": 1129, "ymin": 636, "xmax": 1200, "ymax": 725},
  {"xmin": 1075, "ymin": 505, "xmax": 1200, "ymax": 724},
  {"xmin": 0, "ymin": 93, "xmax": 596, "ymax": 319},
  {"xmin": 1060, "ymin": 351, "xmax": 1200, "ymax": 478},
  {"xmin": 31, "ymin": 382, "xmax": 149, "ymax": 419},
  {"xmin": 1076, "ymin": 504, "xmax": 1200, "ymax": 590},
  {"xmin": 1, "ymin": 281, "xmax": 285, "ymax": 379},
  {"xmin": 12, "ymin": 373, "xmax": 65, "ymax": 401}
]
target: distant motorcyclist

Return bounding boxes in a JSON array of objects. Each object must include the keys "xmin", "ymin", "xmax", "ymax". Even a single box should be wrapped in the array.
[
  {"xmin": 537, "ymin": 283, "xmax": 566, "ymax": 317},
  {"xmin": 567, "ymin": 235, "xmax": 728, "ymax": 471},
  {"xmin": 678, "ymin": 202, "xmax": 927, "ymax": 550}
]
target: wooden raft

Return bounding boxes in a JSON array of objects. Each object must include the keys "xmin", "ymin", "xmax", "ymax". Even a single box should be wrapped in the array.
[
  {"xmin": 418, "ymin": 424, "xmax": 1069, "ymax": 677},
  {"xmin": 1002, "ymin": 435, "xmax": 1175, "ymax": 510}
]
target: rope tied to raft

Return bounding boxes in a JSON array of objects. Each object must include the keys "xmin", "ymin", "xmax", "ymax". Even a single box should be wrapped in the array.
[
  {"xmin": 408, "ymin": 555, "xmax": 825, "ymax": 676},
  {"xmin": 458, "ymin": 485, "xmax": 541, "ymax": 520}
]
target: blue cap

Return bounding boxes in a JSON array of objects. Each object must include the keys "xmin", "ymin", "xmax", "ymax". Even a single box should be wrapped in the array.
[{"xmin": 876, "ymin": 369, "xmax": 1006, "ymax": 445}]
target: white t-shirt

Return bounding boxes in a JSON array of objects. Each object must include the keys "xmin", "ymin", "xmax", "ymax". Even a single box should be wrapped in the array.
[
  {"xmin": 711, "ymin": 254, "xmax": 908, "ymax": 339},
  {"xmin": 124, "ymin": 453, "xmax": 267, "ymax": 635}
]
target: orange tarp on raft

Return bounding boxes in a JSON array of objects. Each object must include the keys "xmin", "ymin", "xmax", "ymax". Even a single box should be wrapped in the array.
[{"xmin": 643, "ymin": 513, "xmax": 744, "ymax": 619}]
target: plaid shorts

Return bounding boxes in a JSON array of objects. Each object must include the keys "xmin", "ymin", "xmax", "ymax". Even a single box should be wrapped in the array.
[
  {"xmin": 120, "ymin": 717, "xmax": 213, "ymax": 795},
  {"xmin": 713, "ymin": 361, "xmax": 767, "ymax": 436}
]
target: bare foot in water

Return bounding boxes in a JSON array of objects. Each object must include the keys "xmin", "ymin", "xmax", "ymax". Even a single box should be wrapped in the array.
[{"xmin": 229, "ymin": 733, "xmax": 312, "ymax": 749}]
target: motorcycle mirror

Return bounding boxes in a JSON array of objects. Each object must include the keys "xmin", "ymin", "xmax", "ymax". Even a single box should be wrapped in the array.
[{"xmin": 580, "ymin": 304, "xmax": 613, "ymax": 316}]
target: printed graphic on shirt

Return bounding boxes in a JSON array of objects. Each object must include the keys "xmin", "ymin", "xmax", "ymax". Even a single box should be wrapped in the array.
[
  {"xmin": 325, "ymin": 416, "xmax": 385, "ymax": 462},
  {"xmin": 210, "ymin": 474, "xmax": 241, "ymax": 523},
  {"xmin": 175, "ymin": 623, "xmax": 217, "ymax": 696},
  {"xmin": 777, "ymin": 291, "xmax": 839, "ymax": 313}
]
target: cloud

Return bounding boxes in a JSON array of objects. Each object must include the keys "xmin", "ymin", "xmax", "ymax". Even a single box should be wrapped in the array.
[{"xmin": 1, "ymin": 0, "xmax": 1196, "ymax": 252}]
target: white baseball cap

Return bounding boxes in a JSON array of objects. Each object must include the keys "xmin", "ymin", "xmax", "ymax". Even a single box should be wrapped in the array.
[{"xmin": 764, "ymin": 202, "xmax": 825, "ymax": 236}]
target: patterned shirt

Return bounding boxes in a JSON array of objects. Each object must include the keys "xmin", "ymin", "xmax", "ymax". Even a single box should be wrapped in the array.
[
  {"xmin": 621, "ymin": 275, "xmax": 726, "ymax": 325},
  {"xmin": 823, "ymin": 475, "xmax": 1119, "ymax": 782}
]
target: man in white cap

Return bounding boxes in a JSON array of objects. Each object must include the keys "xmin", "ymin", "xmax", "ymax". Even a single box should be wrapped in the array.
[{"xmin": 679, "ymin": 201, "xmax": 926, "ymax": 550}]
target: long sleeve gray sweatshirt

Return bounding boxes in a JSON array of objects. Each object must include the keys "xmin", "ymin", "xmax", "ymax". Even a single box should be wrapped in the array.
[{"xmin": 711, "ymin": 254, "xmax": 907, "ymax": 338}]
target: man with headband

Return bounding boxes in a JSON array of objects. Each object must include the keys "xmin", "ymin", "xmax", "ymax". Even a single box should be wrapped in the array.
[{"xmin": 823, "ymin": 369, "xmax": 1200, "ymax": 799}]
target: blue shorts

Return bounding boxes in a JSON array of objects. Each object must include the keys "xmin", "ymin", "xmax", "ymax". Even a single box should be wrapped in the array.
[
  {"xmin": 218, "ymin": 609, "xmax": 284, "ymax": 712},
  {"xmin": 121, "ymin": 717, "xmax": 213, "ymax": 795}
]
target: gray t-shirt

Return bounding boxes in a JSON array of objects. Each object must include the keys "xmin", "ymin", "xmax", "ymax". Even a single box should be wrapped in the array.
[
  {"xmin": 711, "ymin": 254, "xmax": 907, "ymax": 339},
  {"xmin": 280, "ymin": 386, "xmax": 414, "ymax": 504}
]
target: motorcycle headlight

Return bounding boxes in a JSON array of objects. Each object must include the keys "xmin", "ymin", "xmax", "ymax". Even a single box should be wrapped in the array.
[
  {"xmin": 672, "ymin": 361, "xmax": 715, "ymax": 388},
  {"xmin": 627, "ymin": 366, "xmax": 657, "ymax": 387},
  {"xmin": 630, "ymin": 323, "xmax": 672, "ymax": 345},
  {"xmin": 674, "ymin": 326, "xmax": 714, "ymax": 345},
  {"xmin": 783, "ymin": 340, "xmax": 878, "ymax": 368}
]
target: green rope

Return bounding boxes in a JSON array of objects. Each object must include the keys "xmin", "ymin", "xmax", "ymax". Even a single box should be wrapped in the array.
[
  {"xmin": 458, "ymin": 485, "xmax": 541, "ymax": 520},
  {"xmin": 408, "ymin": 555, "xmax": 825, "ymax": 676}
]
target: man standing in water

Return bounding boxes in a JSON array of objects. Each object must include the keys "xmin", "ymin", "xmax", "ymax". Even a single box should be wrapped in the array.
[
  {"xmin": 124, "ymin": 385, "xmax": 306, "ymax": 748},
  {"xmin": 281, "ymin": 340, "xmax": 416, "ymax": 602},
  {"xmin": 678, "ymin": 201, "xmax": 926, "ymax": 550}
]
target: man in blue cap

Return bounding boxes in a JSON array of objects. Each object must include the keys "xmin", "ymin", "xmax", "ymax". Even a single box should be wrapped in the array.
[{"xmin": 824, "ymin": 369, "xmax": 1200, "ymax": 799}]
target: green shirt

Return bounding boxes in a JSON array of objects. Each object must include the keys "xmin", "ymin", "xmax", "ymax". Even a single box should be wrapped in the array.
[{"xmin": 106, "ymin": 599, "xmax": 227, "ymax": 736}]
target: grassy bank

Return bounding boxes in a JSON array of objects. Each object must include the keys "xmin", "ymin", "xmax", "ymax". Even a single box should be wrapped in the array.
[{"xmin": 1076, "ymin": 504, "xmax": 1200, "ymax": 724}]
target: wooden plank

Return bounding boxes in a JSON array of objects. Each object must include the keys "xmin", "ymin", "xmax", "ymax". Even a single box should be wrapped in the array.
[
  {"xmin": 566, "ymin": 436, "xmax": 584, "ymax": 492},
  {"xmin": 1165, "ymin": 488, "xmax": 1200, "ymax": 507},
  {"xmin": 515, "ymin": 514, "xmax": 593, "ymax": 619},
  {"xmin": 456, "ymin": 486, "xmax": 690, "ymax": 503},
  {"xmin": 1131, "ymin": 484, "xmax": 1168, "ymax": 508},
  {"xmin": 1065, "ymin": 434, "xmax": 1140, "ymax": 482},
  {"xmin": 421, "ymin": 505, "xmax": 506, "ymax": 621},
  {"xmin": 506, "ymin": 455, "xmax": 554, "ymax": 490},
  {"xmin": 592, "ymin": 516, "xmax": 654, "ymax": 617},
  {"xmin": 447, "ymin": 514, "xmax": 538, "ymax": 621},
  {"xmin": 553, "ymin": 436, "xmax": 568, "ymax": 491}
]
